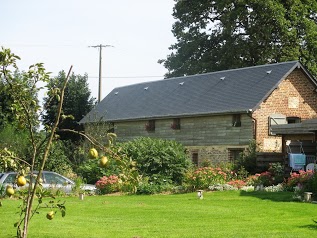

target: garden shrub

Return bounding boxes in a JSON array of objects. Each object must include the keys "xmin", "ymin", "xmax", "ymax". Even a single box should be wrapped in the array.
[
  {"xmin": 286, "ymin": 170, "xmax": 314, "ymax": 190},
  {"xmin": 268, "ymin": 162, "xmax": 284, "ymax": 184},
  {"xmin": 235, "ymin": 140, "xmax": 258, "ymax": 174},
  {"xmin": 44, "ymin": 140, "xmax": 74, "ymax": 177},
  {"xmin": 118, "ymin": 137, "xmax": 191, "ymax": 185},
  {"xmin": 136, "ymin": 177, "xmax": 173, "ymax": 195},
  {"xmin": 95, "ymin": 175, "xmax": 120, "ymax": 194},
  {"xmin": 307, "ymin": 173, "xmax": 317, "ymax": 195},
  {"xmin": 246, "ymin": 171, "xmax": 273, "ymax": 187},
  {"xmin": 77, "ymin": 158, "xmax": 118, "ymax": 184},
  {"xmin": 287, "ymin": 171, "xmax": 317, "ymax": 199},
  {"xmin": 186, "ymin": 167, "xmax": 229, "ymax": 190},
  {"xmin": 227, "ymin": 179, "xmax": 247, "ymax": 188}
]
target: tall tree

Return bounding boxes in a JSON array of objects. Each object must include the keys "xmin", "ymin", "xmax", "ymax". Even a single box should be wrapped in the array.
[
  {"xmin": 0, "ymin": 71, "xmax": 39, "ymax": 128},
  {"xmin": 159, "ymin": 0, "xmax": 317, "ymax": 78},
  {"xmin": 43, "ymin": 71, "xmax": 95, "ymax": 142}
]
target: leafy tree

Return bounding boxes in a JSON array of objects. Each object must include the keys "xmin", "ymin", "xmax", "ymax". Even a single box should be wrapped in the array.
[
  {"xmin": 0, "ymin": 83, "xmax": 15, "ymax": 126},
  {"xmin": 43, "ymin": 71, "xmax": 95, "ymax": 142},
  {"xmin": 0, "ymin": 47, "xmax": 71, "ymax": 238},
  {"xmin": 0, "ymin": 48, "xmax": 137, "ymax": 238},
  {"xmin": 159, "ymin": 0, "xmax": 317, "ymax": 78}
]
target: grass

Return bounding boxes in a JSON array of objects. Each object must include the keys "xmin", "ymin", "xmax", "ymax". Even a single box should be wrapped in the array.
[{"xmin": 1, "ymin": 190, "xmax": 317, "ymax": 237}]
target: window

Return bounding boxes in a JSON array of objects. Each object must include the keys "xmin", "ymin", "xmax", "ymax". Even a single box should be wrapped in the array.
[
  {"xmin": 287, "ymin": 117, "xmax": 301, "ymax": 124},
  {"xmin": 228, "ymin": 149, "xmax": 244, "ymax": 164},
  {"xmin": 3, "ymin": 174, "xmax": 16, "ymax": 184},
  {"xmin": 43, "ymin": 172, "xmax": 69, "ymax": 185},
  {"xmin": 232, "ymin": 114, "xmax": 241, "ymax": 127},
  {"xmin": 192, "ymin": 152, "xmax": 198, "ymax": 166},
  {"xmin": 268, "ymin": 114, "xmax": 287, "ymax": 135},
  {"xmin": 145, "ymin": 120, "xmax": 155, "ymax": 132},
  {"xmin": 171, "ymin": 118, "xmax": 181, "ymax": 130},
  {"xmin": 107, "ymin": 122, "xmax": 115, "ymax": 133}
]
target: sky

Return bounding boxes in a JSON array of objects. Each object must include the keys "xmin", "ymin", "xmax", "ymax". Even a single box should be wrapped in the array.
[{"xmin": 1, "ymin": 0, "xmax": 176, "ymax": 101}]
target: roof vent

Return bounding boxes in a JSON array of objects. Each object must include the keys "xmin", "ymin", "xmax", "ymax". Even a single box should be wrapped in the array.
[
  {"xmin": 179, "ymin": 82, "xmax": 184, "ymax": 85},
  {"xmin": 114, "ymin": 92, "xmax": 119, "ymax": 95},
  {"xmin": 144, "ymin": 87, "xmax": 149, "ymax": 90},
  {"xmin": 220, "ymin": 77, "xmax": 225, "ymax": 80},
  {"xmin": 266, "ymin": 70, "xmax": 272, "ymax": 74}
]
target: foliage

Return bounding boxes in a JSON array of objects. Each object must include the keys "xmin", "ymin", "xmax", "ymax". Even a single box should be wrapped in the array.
[
  {"xmin": 95, "ymin": 175, "xmax": 120, "ymax": 194},
  {"xmin": 77, "ymin": 159, "xmax": 110, "ymax": 184},
  {"xmin": 79, "ymin": 134, "xmax": 140, "ymax": 194},
  {"xmin": 118, "ymin": 137, "xmax": 191, "ymax": 185},
  {"xmin": 235, "ymin": 140, "xmax": 258, "ymax": 174},
  {"xmin": 186, "ymin": 167, "xmax": 230, "ymax": 190},
  {"xmin": 0, "ymin": 47, "xmax": 69, "ymax": 238},
  {"xmin": 284, "ymin": 170, "xmax": 314, "ymax": 193},
  {"xmin": 268, "ymin": 162, "xmax": 284, "ymax": 184},
  {"xmin": 0, "ymin": 124, "xmax": 31, "ymax": 168},
  {"xmin": 42, "ymin": 71, "xmax": 95, "ymax": 142},
  {"xmin": 160, "ymin": 0, "xmax": 317, "ymax": 78},
  {"xmin": 77, "ymin": 143, "xmax": 123, "ymax": 185},
  {"xmin": 227, "ymin": 179, "xmax": 247, "ymax": 189},
  {"xmin": 136, "ymin": 176, "xmax": 174, "ymax": 195},
  {"xmin": 0, "ymin": 80, "xmax": 15, "ymax": 126},
  {"xmin": 246, "ymin": 171, "xmax": 274, "ymax": 187},
  {"xmin": 42, "ymin": 140, "xmax": 74, "ymax": 176},
  {"xmin": 256, "ymin": 171, "xmax": 274, "ymax": 187},
  {"xmin": 306, "ymin": 173, "xmax": 317, "ymax": 196}
]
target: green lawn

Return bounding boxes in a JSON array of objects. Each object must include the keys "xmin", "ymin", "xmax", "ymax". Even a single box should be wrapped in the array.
[{"xmin": 1, "ymin": 191, "xmax": 317, "ymax": 238}]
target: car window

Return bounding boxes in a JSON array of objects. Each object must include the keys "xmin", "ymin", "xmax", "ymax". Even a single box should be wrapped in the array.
[
  {"xmin": 44, "ymin": 173, "xmax": 68, "ymax": 185},
  {"xmin": 25, "ymin": 173, "xmax": 42, "ymax": 182},
  {"xmin": 3, "ymin": 174, "xmax": 16, "ymax": 184}
]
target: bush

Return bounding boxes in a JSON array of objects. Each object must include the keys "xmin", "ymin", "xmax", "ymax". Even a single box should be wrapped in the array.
[
  {"xmin": 235, "ymin": 140, "xmax": 258, "ymax": 174},
  {"xmin": 186, "ymin": 167, "xmax": 229, "ymax": 190},
  {"xmin": 227, "ymin": 179, "xmax": 247, "ymax": 188},
  {"xmin": 268, "ymin": 162, "xmax": 284, "ymax": 184},
  {"xmin": 77, "ymin": 159, "xmax": 115, "ymax": 184},
  {"xmin": 95, "ymin": 175, "xmax": 120, "ymax": 194},
  {"xmin": 118, "ymin": 137, "xmax": 191, "ymax": 185},
  {"xmin": 284, "ymin": 170, "xmax": 314, "ymax": 191},
  {"xmin": 246, "ymin": 171, "xmax": 273, "ymax": 187},
  {"xmin": 44, "ymin": 140, "xmax": 74, "ymax": 176}
]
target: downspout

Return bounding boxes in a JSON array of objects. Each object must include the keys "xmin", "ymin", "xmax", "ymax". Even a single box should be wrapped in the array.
[{"xmin": 247, "ymin": 109, "xmax": 257, "ymax": 140}]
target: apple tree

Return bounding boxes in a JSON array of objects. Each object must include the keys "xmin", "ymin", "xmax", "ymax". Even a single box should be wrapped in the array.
[{"xmin": 0, "ymin": 47, "xmax": 71, "ymax": 238}]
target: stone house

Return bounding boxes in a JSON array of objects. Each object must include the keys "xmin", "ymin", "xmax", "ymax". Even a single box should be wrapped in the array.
[{"xmin": 80, "ymin": 61, "xmax": 317, "ymax": 166}]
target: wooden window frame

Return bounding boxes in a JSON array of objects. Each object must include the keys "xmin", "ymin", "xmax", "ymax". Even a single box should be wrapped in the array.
[
  {"xmin": 145, "ymin": 120, "xmax": 155, "ymax": 132},
  {"xmin": 171, "ymin": 118, "xmax": 181, "ymax": 130},
  {"xmin": 232, "ymin": 114, "xmax": 241, "ymax": 127}
]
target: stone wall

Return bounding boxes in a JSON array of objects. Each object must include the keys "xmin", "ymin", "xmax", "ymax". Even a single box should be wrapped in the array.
[
  {"xmin": 113, "ymin": 114, "xmax": 253, "ymax": 146},
  {"xmin": 84, "ymin": 114, "xmax": 253, "ymax": 165}
]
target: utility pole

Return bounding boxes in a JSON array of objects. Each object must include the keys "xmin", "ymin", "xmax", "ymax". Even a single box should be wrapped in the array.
[{"xmin": 89, "ymin": 44, "xmax": 114, "ymax": 103}]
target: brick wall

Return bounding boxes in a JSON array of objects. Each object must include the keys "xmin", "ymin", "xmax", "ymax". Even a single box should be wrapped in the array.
[{"xmin": 253, "ymin": 68, "xmax": 317, "ymax": 152}]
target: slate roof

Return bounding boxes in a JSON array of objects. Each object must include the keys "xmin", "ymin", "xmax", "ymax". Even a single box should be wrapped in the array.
[{"xmin": 80, "ymin": 61, "xmax": 316, "ymax": 123}]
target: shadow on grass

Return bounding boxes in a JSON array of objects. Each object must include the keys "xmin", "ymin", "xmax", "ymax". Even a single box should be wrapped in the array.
[
  {"xmin": 299, "ymin": 223, "xmax": 317, "ymax": 230},
  {"xmin": 239, "ymin": 190, "xmax": 295, "ymax": 202}
]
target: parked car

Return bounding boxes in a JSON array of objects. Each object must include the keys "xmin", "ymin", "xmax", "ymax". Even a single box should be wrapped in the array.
[{"xmin": 0, "ymin": 171, "xmax": 96, "ymax": 194}]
